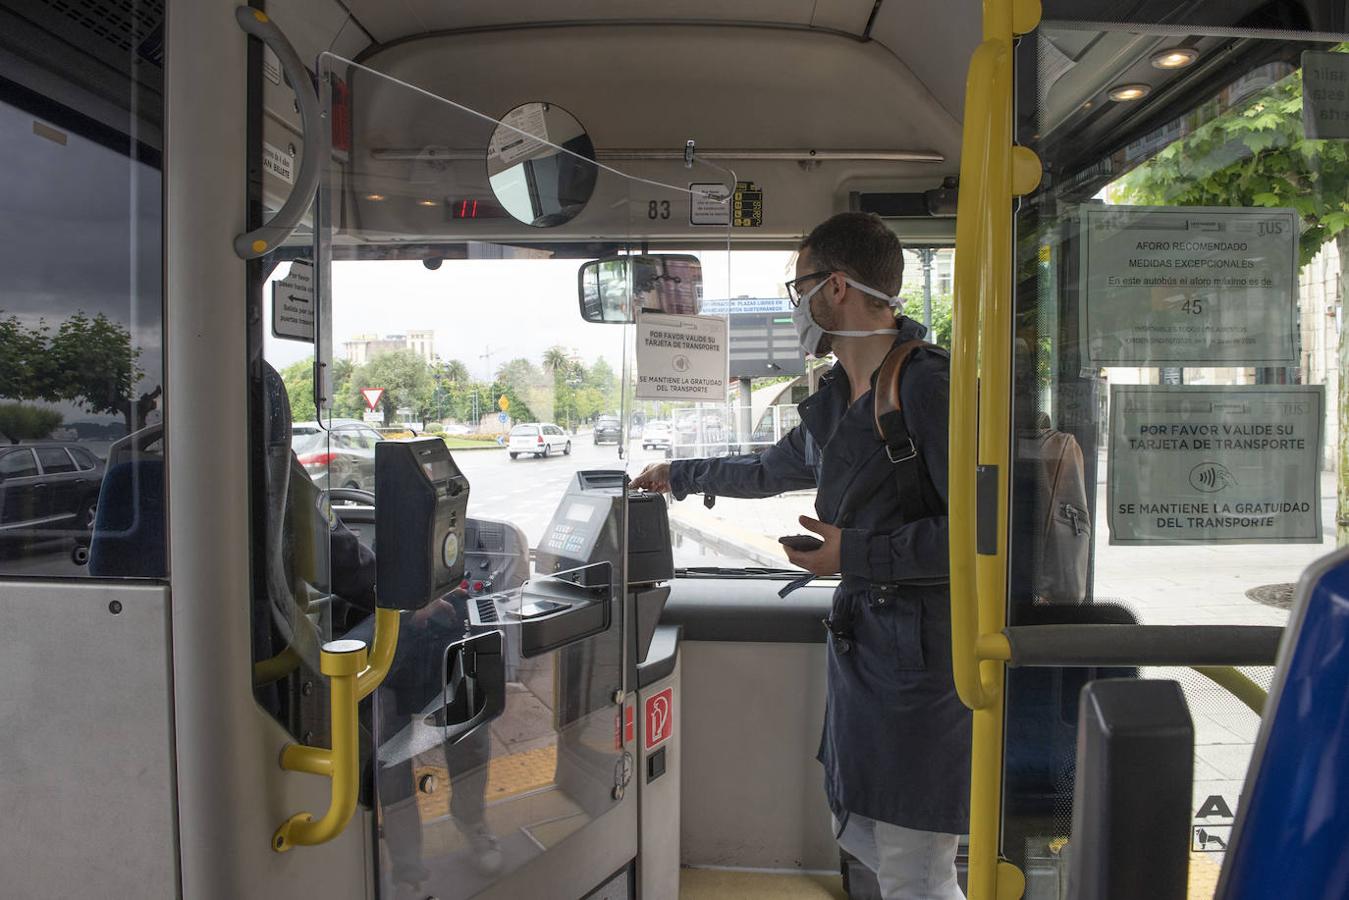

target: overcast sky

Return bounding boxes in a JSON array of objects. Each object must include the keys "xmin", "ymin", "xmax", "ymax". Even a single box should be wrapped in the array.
[{"xmin": 0, "ymin": 100, "xmax": 162, "ymax": 427}]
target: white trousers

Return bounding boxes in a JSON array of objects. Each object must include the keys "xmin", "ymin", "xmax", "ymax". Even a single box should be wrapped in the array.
[{"xmin": 835, "ymin": 813, "xmax": 966, "ymax": 900}]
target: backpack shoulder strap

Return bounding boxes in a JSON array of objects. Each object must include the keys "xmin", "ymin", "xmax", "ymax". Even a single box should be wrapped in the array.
[
  {"xmin": 873, "ymin": 339, "xmax": 943, "ymax": 462},
  {"xmin": 872, "ymin": 340, "xmax": 947, "ymax": 523}
]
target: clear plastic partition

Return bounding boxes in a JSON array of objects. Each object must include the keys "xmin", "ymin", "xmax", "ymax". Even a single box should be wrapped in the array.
[{"xmin": 308, "ymin": 53, "xmax": 730, "ymax": 896}]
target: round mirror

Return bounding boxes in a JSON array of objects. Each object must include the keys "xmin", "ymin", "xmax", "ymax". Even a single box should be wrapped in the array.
[{"xmin": 487, "ymin": 102, "xmax": 597, "ymax": 228}]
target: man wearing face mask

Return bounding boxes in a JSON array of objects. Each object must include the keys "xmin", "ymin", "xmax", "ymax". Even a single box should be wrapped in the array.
[{"xmin": 633, "ymin": 212, "xmax": 969, "ymax": 899}]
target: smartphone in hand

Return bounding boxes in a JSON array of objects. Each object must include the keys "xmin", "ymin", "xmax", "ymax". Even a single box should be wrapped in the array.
[{"xmin": 778, "ymin": 534, "xmax": 824, "ymax": 552}]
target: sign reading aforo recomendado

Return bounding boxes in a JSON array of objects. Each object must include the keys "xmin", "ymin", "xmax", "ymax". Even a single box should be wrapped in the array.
[
  {"xmin": 635, "ymin": 312, "xmax": 728, "ymax": 402},
  {"xmin": 1108, "ymin": 385, "xmax": 1324, "ymax": 545},
  {"xmin": 1080, "ymin": 205, "xmax": 1298, "ymax": 367}
]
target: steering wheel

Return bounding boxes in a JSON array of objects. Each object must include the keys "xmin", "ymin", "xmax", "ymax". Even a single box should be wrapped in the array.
[{"xmin": 326, "ymin": 487, "xmax": 375, "ymax": 507}]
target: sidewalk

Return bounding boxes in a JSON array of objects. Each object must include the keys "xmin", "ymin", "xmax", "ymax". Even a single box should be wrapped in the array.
[{"xmin": 667, "ymin": 491, "xmax": 820, "ymax": 567}]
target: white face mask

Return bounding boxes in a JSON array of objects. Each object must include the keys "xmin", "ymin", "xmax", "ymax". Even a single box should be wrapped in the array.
[{"xmin": 791, "ymin": 275, "xmax": 901, "ymax": 357}]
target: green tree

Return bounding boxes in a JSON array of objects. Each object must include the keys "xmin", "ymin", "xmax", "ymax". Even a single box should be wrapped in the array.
[
  {"xmin": 1112, "ymin": 56, "xmax": 1349, "ymax": 542},
  {"xmin": 0, "ymin": 403, "xmax": 63, "ymax": 443},
  {"xmin": 0, "ymin": 310, "xmax": 154, "ymax": 430},
  {"xmin": 583, "ymin": 357, "xmax": 621, "ymax": 420},
  {"xmin": 356, "ymin": 349, "xmax": 433, "ymax": 425},
  {"xmin": 0, "ymin": 314, "xmax": 49, "ymax": 400},
  {"xmin": 494, "ymin": 357, "xmax": 547, "ymax": 423},
  {"xmin": 439, "ymin": 358, "xmax": 471, "ymax": 383},
  {"xmin": 279, "ymin": 359, "xmax": 317, "ymax": 422}
]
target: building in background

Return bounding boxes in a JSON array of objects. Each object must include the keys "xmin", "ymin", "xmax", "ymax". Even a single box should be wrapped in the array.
[{"xmin": 343, "ymin": 329, "xmax": 436, "ymax": 364}]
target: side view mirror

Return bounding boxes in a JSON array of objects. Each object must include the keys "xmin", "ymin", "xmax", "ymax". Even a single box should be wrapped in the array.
[{"xmin": 577, "ymin": 254, "xmax": 703, "ymax": 324}]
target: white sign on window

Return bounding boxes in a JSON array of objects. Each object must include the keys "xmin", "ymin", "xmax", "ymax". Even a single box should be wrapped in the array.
[
  {"xmin": 263, "ymin": 140, "xmax": 294, "ymax": 185},
  {"xmin": 1080, "ymin": 205, "xmax": 1298, "ymax": 367},
  {"xmin": 271, "ymin": 260, "xmax": 314, "ymax": 341},
  {"xmin": 1108, "ymin": 385, "xmax": 1324, "ymax": 545},
  {"xmin": 690, "ymin": 182, "xmax": 731, "ymax": 226},
  {"xmin": 635, "ymin": 312, "xmax": 728, "ymax": 402}
]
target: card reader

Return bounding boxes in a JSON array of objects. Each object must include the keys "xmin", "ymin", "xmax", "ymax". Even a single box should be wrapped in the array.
[{"xmin": 374, "ymin": 438, "xmax": 469, "ymax": 609}]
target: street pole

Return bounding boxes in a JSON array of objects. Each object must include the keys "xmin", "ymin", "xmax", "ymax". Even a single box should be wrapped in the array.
[
  {"xmin": 921, "ymin": 248, "xmax": 934, "ymax": 333},
  {"xmin": 738, "ymin": 376, "xmax": 753, "ymax": 452}
]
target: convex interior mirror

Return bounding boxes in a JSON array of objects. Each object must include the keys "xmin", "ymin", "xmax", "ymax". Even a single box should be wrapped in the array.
[
  {"xmin": 577, "ymin": 255, "xmax": 703, "ymax": 324},
  {"xmin": 487, "ymin": 101, "xmax": 597, "ymax": 228}
]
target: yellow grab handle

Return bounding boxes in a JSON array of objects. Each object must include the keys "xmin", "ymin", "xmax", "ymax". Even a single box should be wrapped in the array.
[
  {"xmin": 950, "ymin": 36, "xmax": 1003, "ymax": 714},
  {"xmin": 357, "ymin": 607, "xmax": 401, "ymax": 700},
  {"xmin": 272, "ymin": 607, "xmax": 401, "ymax": 852},
  {"xmin": 1193, "ymin": 665, "xmax": 1268, "ymax": 716}
]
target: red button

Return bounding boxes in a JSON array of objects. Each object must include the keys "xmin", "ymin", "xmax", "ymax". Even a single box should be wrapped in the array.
[
  {"xmin": 460, "ymin": 580, "xmax": 469, "ymax": 590},
  {"xmin": 472, "ymin": 581, "xmax": 484, "ymax": 592}
]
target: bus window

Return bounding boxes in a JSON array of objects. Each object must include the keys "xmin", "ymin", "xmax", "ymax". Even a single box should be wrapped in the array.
[{"xmin": 0, "ymin": 22, "xmax": 164, "ymax": 579}]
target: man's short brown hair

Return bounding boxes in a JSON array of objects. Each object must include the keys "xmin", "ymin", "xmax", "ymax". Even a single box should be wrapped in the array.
[{"xmin": 798, "ymin": 212, "xmax": 905, "ymax": 310}]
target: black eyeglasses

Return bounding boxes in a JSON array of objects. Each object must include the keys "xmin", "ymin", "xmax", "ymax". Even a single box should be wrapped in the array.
[{"xmin": 785, "ymin": 271, "xmax": 833, "ymax": 307}]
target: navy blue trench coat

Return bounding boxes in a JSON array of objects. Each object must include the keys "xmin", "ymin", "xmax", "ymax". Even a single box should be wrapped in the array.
[{"xmin": 668, "ymin": 318, "xmax": 971, "ymax": 835}]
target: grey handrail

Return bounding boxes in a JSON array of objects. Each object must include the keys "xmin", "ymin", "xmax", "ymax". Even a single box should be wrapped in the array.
[
  {"xmin": 1001, "ymin": 624, "xmax": 1283, "ymax": 668},
  {"xmin": 233, "ymin": 7, "xmax": 322, "ymax": 259}
]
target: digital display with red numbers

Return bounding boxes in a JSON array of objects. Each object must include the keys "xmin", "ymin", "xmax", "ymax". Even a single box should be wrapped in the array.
[{"xmin": 450, "ymin": 199, "xmax": 508, "ymax": 219}]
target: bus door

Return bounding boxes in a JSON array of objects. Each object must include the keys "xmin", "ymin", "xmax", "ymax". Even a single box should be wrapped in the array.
[
  {"xmin": 991, "ymin": 12, "xmax": 1342, "ymax": 899},
  {"xmin": 284, "ymin": 51, "xmax": 732, "ymax": 898}
]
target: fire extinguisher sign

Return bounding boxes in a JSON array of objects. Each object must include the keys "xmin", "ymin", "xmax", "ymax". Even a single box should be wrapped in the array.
[{"xmin": 644, "ymin": 687, "xmax": 674, "ymax": 751}]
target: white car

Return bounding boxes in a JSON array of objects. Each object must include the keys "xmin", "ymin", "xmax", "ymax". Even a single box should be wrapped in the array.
[
  {"xmin": 641, "ymin": 421, "xmax": 673, "ymax": 450},
  {"xmin": 508, "ymin": 423, "xmax": 572, "ymax": 459}
]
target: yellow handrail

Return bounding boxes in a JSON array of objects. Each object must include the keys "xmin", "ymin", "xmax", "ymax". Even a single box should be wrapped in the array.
[
  {"xmin": 272, "ymin": 607, "xmax": 401, "ymax": 852},
  {"xmin": 950, "ymin": 37, "xmax": 1002, "ymax": 713},
  {"xmin": 950, "ymin": 1, "xmax": 1042, "ymax": 898},
  {"xmin": 1193, "ymin": 665, "xmax": 1268, "ymax": 716}
]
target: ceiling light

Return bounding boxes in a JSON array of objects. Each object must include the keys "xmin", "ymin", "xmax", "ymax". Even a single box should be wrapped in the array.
[
  {"xmin": 364, "ymin": 193, "xmax": 386, "ymax": 202},
  {"xmin": 417, "ymin": 199, "xmax": 438, "ymax": 207},
  {"xmin": 1108, "ymin": 84, "xmax": 1151, "ymax": 102},
  {"xmin": 1151, "ymin": 48, "xmax": 1199, "ymax": 69}
]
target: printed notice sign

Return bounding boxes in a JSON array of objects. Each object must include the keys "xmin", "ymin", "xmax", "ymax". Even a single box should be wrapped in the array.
[
  {"xmin": 263, "ymin": 141, "xmax": 294, "ymax": 185},
  {"xmin": 699, "ymin": 296, "xmax": 791, "ymax": 315},
  {"xmin": 1108, "ymin": 385, "xmax": 1324, "ymax": 545},
  {"xmin": 690, "ymin": 183, "xmax": 731, "ymax": 226},
  {"xmin": 271, "ymin": 260, "xmax": 314, "ymax": 341},
  {"xmin": 635, "ymin": 312, "xmax": 728, "ymax": 402},
  {"xmin": 1302, "ymin": 51, "xmax": 1349, "ymax": 139},
  {"xmin": 1080, "ymin": 205, "xmax": 1298, "ymax": 367}
]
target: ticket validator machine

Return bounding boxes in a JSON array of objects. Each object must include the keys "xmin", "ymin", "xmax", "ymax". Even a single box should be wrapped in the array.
[{"xmin": 460, "ymin": 469, "xmax": 681, "ymax": 899}]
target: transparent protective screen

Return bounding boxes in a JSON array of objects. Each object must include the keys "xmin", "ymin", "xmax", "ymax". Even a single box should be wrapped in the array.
[
  {"xmin": 308, "ymin": 53, "xmax": 730, "ymax": 896},
  {"xmin": 1006, "ymin": 26, "xmax": 1341, "ymax": 896}
]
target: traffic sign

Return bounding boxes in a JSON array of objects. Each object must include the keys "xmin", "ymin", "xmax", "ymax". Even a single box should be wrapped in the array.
[
  {"xmin": 361, "ymin": 387, "xmax": 385, "ymax": 411},
  {"xmin": 498, "ymin": 395, "xmax": 510, "ymax": 412},
  {"xmin": 498, "ymin": 412, "xmax": 508, "ymax": 424}
]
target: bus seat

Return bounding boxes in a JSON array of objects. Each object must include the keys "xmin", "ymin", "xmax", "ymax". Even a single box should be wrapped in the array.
[
  {"xmin": 1216, "ymin": 548, "xmax": 1349, "ymax": 900},
  {"xmin": 87, "ymin": 458, "xmax": 166, "ymax": 578}
]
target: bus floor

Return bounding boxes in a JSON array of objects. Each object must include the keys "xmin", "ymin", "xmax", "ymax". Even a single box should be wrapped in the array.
[{"xmin": 679, "ymin": 868, "xmax": 846, "ymax": 899}]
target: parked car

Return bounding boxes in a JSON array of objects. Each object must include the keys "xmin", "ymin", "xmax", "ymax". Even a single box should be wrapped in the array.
[
  {"xmin": 509, "ymin": 423, "xmax": 571, "ymax": 459},
  {"xmin": 0, "ymin": 443, "xmax": 105, "ymax": 538},
  {"xmin": 291, "ymin": 420, "xmax": 384, "ymax": 491},
  {"xmin": 641, "ymin": 421, "xmax": 673, "ymax": 451},
  {"xmin": 593, "ymin": 415, "xmax": 622, "ymax": 445}
]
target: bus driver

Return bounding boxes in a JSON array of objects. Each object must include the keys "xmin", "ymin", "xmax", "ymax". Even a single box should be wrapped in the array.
[{"xmin": 633, "ymin": 213, "xmax": 970, "ymax": 900}]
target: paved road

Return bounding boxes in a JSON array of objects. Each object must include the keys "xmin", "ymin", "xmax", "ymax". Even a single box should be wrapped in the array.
[{"xmin": 451, "ymin": 436, "xmax": 645, "ymax": 550}]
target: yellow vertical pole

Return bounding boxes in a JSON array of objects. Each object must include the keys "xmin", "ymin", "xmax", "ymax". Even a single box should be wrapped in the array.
[{"xmin": 951, "ymin": 0, "xmax": 1040, "ymax": 897}]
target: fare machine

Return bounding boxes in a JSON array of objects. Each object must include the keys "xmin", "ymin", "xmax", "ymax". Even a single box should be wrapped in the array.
[{"xmin": 372, "ymin": 461, "xmax": 680, "ymax": 900}]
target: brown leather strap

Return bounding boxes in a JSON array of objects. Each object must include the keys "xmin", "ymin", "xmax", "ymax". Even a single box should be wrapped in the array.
[{"xmin": 873, "ymin": 339, "xmax": 940, "ymax": 441}]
